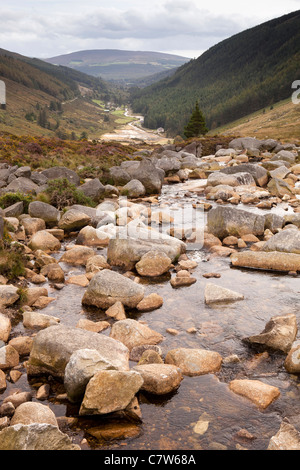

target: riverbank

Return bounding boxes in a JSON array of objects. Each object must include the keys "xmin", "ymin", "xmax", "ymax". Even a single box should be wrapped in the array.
[{"xmin": 0, "ymin": 135, "xmax": 300, "ymax": 450}]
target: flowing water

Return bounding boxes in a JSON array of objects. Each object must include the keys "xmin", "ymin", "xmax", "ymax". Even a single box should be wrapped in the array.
[{"xmin": 3, "ymin": 180, "xmax": 300, "ymax": 451}]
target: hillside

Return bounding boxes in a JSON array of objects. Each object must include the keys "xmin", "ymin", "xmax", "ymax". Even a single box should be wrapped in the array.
[
  {"xmin": 130, "ymin": 10, "xmax": 300, "ymax": 137},
  {"xmin": 46, "ymin": 49, "xmax": 189, "ymax": 85},
  {"xmin": 0, "ymin": 49, "xmax": 129, "ymax": 139},
  {"xmin": 211, "ymin": 98, "xmax": 300, "ymax": 143}
]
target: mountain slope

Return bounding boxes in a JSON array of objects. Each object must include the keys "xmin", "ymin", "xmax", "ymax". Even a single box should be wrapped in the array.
[
  {"xmin": 0, "ymin": 48, "xmax": 128, "ymax": 139},
  {"xmin": 130, "ymin": 10, "xmax": 300, "ymax": 137},
  {"xmin": 211, "ymin": 98, "xmax": 300, "ymax": 143},
  {"xmin": 46, "ymin": 49, "xmax": 189, "ymax": 85}
]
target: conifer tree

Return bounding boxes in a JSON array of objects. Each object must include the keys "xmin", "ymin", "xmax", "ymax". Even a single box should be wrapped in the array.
[{"xmin": 183, "ymin": 101, "xmax": 208, "ymax": 138}]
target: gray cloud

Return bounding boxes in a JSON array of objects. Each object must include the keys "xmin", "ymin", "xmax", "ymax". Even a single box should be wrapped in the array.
[{"xmin": 0, "ymin": 1, "xmax": 298, "ymax": 58}]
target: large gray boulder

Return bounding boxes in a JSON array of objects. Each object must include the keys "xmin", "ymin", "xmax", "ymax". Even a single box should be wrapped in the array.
[
  {"xmin": 271, "ymin": 150, "xmax": 296, "ymax": 164},
  {"xmin": 206, "ymin": 206, "xmax": 265, "ymax": 239},
  {"xmin": 263, "ymin": 229, "xmax": 300, "ymax": 254},
  {"xmin": 4, "ymin": 177, "xmax": 39, "ymax": 195},
  {"xmin": 229, "ymin": 137, "xmax": 263, "ymax": 151},
  {"xmin": 82, "ymin": 269, "xmax": 144, "ymax": 309},
  {"xmin": 109, "ymin": 167, "xmax": 131, "ymax": 185},
  {"xmin": 220, "ymin": 164, "xmax": 268, "ymax": 187},
  {"xmin": 26, "ymin": 325, "xmax": 129, "ymax": 379},
  {"xmin": 207, "ymin": 171, "xmax": 256, "ymax": 187},
  {"xmin": 78, "ymin": 178, "xmax": 105, "ymax": 202},
  {"xmin": 107, "ymin": 224, "xmax": 185, "ymax": 270},
  {"xmin": 41, "ymin": 167, "xmax": 80, "ymax": 186},
  {"xmin": 121, "ymin": 179, "xmax": 146, "ymax": 198},
  {"xmin": 64, "ymin": 348, "xmax": 118, "ymax": 403},
  {"xmin": 28, "ymin": 201, "xmax": 60, "ymax": 227},
  {"xmin": 125, "ymin": 158, "xmax": 163, "ymax": 194}
]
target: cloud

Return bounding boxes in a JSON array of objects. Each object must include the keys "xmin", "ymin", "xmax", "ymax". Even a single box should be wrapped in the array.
[{"xmin": 0, "ymin": 0, "xmax": 298, "ymax": 58}]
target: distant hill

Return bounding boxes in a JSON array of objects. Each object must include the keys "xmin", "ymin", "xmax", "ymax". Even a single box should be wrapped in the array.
[
  {"xmin": 130, "ymin": 10, "xmax": 300, "ymax": 137},
  {"xmin": 0, "ymin": 48, "xmax": 129, "ymax": 139},
  {"xmin": 46, "ymin": 49, "xmax": 189, "ymax": 85}
]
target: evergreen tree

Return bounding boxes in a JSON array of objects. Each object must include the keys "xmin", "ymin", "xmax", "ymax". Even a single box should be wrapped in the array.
[{"xmin": 183, "ymin": 101, "xmax": 208, "ymax": 139}]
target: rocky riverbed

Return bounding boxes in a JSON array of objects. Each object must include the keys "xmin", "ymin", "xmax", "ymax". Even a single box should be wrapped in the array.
[{"xmin": 0, "ymin": 136, "xmax": 300, "ymax": 450}]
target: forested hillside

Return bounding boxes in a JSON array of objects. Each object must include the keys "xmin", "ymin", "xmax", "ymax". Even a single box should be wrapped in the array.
[
  {"xmin": 130, "ymin": 10, "xmax": 300, "ymax": 136},
  {"xmin": 0, "ymin": 49, "xmax": 128, "ymax": 138}
]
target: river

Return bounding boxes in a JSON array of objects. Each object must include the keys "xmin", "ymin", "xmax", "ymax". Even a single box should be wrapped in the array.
[
  {"xmin": 3, "ymin": 180, "xmax": 300, "ymax": 451},
  {"xmin": 100, "ymin": 109, "xmax": 170, "ymax": 145}
]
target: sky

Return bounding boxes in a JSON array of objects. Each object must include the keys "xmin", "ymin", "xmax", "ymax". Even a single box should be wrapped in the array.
[{"xmin": 1, "ymin": 0, "xmax": 300, "ymax": 59}]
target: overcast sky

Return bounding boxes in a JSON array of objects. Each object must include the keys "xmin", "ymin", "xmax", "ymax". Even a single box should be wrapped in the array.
[{"xmin": 1, "ymin": 0, "xmax": 300, "ymax": 59}]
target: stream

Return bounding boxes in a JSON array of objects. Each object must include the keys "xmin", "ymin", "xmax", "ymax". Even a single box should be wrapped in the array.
[{"xmin": 3, "ymin": 180, "xmax": 300, "ymax": 451}]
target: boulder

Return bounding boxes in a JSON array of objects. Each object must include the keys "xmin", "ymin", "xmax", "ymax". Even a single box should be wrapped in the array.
[
  {"xmin": 3, "ymin": 201, "xmax": 24, "ymax": 218},
  {"xmin": 165, "ymin": 348, "xmax": 222, "ymax": 376},
  {"xmin": 220, "ymin": 163, "xmax": 268, "ymax": 187},
  {"xmin": 23, "ymin": 311, "xmax": 60, "ymax": 330},
  {"xmin": 107, "ymin": 224, "xmax": 185, "ymax": 270},
  {"xmin": 28, "ymin": 201, "xmax": 60, "ymax": 227},
  {"xmin": 10, "ymin": 402, "xmax": 58, "ymax": 427},
  {"xmin": 207, "ymin": 171, "xmax": 256, "ymax": 187},
  {"xmin": 121, "ymin": 180, "xmax": 146, "ymax": 198},
  {"xmin": 76, "ymin": 226, "xmax": 110, "ymax": 247},
  {"xmin": 41, "ymin": 166, "xmax": 80, "ymax": 186},
  {"xmin": 4, "ymin": 177, "xmax": 39, "ymax": 195},
  {"xmin": 230, "ymin": 251, "xmax": 300, "ymax": 272},
  {"xmin": 59, "ymin": 246, "xmax": 95, "ymax": 266},
  {"xmin": 78, "ymin": 178, "xmax": 105, "ymax": 202},
  {"xmin": 133, "ymin": 364, "xmax": 183, "ymax": 395},
  {"xmin": 229, "ymin": 379, "xmax": 280, "ymax": 409},
  {"xmin": 204, "ymin": 283, "xmax": 244, "ymax": 304},
  {"xmin": 28, "ymin": 231, "xmax": 61, "ymax": 252},
  {"xmin": 207, "ymin": 206, "xmax": 265, "ymax": 239},
  {"xmin": 0, "ymin": 344, "xmax": 19, "ymax": 370},
  {"xmin": 42, "ymin": 263, "xmax": 65, "ymax": 283},
  {"xmin": 58, "ymin": 209, "xmax": 91, "ymax": 232},
  {"xmin": 229, "ymin": 137, "xmax": 263, "ymax": 151},
  {"xmin": 0, "ymin": 313, "xmax": 11, "ymax": 342},
  {"xmin": 262, "ymin": 229, "xmax": 300, "ymax": 254},
  {"xmin": 284, "ymin": 214, "xmax": 300, "ymax": 228},
  {"xmin": 0, "ymin": 285, "xmax": 19, "ymax": 308},
  {"xmin": 79, "ymin": 370, "xmax": 144, "ymax": 415},
  {"xmin": 0, "ymin": 424, "xmax": 80, "ymax": 450},
  {"xmin": 105, "ymin": 301, "xmax": 126, "ymax": 320},
  {"xmin": 22, "ymin": 217, "xmax": 46, "ymax": 236},
  {"xmin": 243, "ymin": 314, "xmax": 298, "ymax": 353},
  {"xmin": 109, "ymin": 167, "xmax": 131, "ymax": 185},
  {"xmin": 284, "ymin": 340, "xmax": 300, "ymax": 374},
  {"xmin": 268, "ymin": 420, "xmax": 300, "ymax": 450},
  {"xmin": 267, "ymin": 178, "xmax": 293, "ymax": 197},
  {"xmin": 136, "ymin": 293, "xmax": 163, "ymax": 312},
  {"xmin": 271, "ymin": 150, "xmax": 296, "ymax": 164},
  {"xmin": 82, "ymin": 269, "xmax": 144, "ymax": 309},
  {"xmin": 125, "ymin": 158, "xmax": 163, "ymax": 194},
  {"xmin": 85, "ymin": 255, "xmax": 110, "ymax": 274},
  {"xmin": 135, "ymin": 250, "xmax": 172, "ymax": 277},
  {"xmin": 110, "ymin": 319, "xmax": 164, "ymax": 351},
  {"xmin": 26, "ymin": 325, "xmax": 129, "ymax": 379},
  {"xmin": 64, "ymin": 348, "xmax": 118, "ymax": 403}
]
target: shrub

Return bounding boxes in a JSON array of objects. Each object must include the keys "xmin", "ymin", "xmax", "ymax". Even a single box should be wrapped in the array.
[
  {"xmin": 0, "ymin": 192, "xmax": 34, "ymax": 212},
  {"xmin": 45, "ymin": 178, "xmax": 96, "ymax": 210},
  {"xmin": 0, "ymin": 240, "xmax": 27, "ymax": 281}
]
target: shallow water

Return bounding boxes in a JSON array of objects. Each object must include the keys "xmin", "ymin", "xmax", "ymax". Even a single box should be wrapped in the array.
[{"xmin": 3, "ymin": 180, "xmax": 300, "ymax": 451}]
